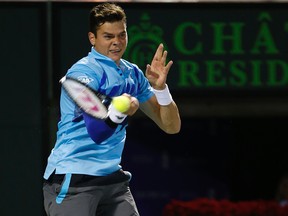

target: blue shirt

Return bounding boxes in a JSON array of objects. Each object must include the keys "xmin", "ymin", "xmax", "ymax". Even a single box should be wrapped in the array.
[{"xmin": 44, "ymin": 47, "xmax": 154, "ymax": 179}]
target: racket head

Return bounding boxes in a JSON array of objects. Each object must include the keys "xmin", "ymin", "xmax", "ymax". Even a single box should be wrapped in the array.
[{"xmin": 60, "ymin": 76, "xmax": 108, "ymax": 119}]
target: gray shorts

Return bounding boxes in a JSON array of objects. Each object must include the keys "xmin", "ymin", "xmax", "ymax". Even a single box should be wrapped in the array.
[{"xmin": 43, "ymin": 174, "xmax": 139, "ymax": 216}]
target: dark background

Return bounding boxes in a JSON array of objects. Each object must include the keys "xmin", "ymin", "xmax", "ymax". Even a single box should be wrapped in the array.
[{"xmin": 1, "ymin": 2, "xmax": 288, "ymax": 216}]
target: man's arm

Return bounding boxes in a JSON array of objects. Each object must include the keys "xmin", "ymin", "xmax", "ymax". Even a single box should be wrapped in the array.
[
  {"xmin": 140, "ymin": 95, "xmax": 181, "ymax": 134},
  {"xmin": 143, "ymin": 43, "xmax": 181, "ymax": 134}
]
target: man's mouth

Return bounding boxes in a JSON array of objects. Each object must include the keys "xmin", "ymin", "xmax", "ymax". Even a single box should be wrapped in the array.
[{"xmin": 110, "ymin": 49, "xmax": 121, "ymax": 53}]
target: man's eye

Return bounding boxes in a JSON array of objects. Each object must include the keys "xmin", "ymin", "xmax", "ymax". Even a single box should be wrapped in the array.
[
  {"xmin": 104, "ymin": 35, "xmax": 113, "ymax": 39},
  {"xmin": 119, "ymin": 34, "xmax": 126, "ymax": 39}
]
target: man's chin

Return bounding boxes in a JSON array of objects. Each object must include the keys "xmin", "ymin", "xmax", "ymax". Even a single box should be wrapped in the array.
[{"xmin": 110, "ymin": 55, "xmax": 121, "ymax": 63}]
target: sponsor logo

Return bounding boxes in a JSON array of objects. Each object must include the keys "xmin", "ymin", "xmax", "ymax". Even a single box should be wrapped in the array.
[{"xmin": 77, "ymin": 76, "xmax": 93, "ymax": 84}]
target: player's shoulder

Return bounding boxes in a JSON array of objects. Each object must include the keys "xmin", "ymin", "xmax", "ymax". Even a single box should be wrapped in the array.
[
  {"xmin": 66, "ymin": 58, "xmax": 100, "ymax": 81},
  {"xmin": 70, "ymin": 56, "xmax": 103, "ymax": 73}
]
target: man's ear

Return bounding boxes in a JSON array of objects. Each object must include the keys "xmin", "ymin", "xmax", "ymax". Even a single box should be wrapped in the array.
[{"xmin": 88, "ymin": 32, "xmax": 96, "ymax": 46}]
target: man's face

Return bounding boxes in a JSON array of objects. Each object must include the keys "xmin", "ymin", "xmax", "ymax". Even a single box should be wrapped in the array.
[{"xmin": 92, "ymin": 21, "xmax": 128, "ymax": 65}]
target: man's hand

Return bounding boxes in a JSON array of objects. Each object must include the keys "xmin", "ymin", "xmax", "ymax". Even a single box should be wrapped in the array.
[
  {"xmin": 145, "ymin": 43, "xmax": 173, "ymax": 90},
  {"xmin": 122, "ymin": 93, "xmax": 139, "ymax": 116}
]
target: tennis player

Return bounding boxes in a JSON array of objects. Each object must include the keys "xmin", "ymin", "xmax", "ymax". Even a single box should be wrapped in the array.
[{"xmin": 43, "ymin": 2, "xmax": 181, "ymax": 216}]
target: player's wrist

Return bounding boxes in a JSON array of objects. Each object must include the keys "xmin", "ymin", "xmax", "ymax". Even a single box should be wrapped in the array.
[
  {"xmin": 152, "ymin": 84, "xmax": 173, "ymax": 106},
  {"xmin": 108, "ymin": 104, "xmax": 127, "ymax": 124}
]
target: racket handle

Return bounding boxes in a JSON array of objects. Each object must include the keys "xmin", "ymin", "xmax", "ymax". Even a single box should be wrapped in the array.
[{"xmin": 108, "ymin": 104, "xmax": 127, "ymax": 124}]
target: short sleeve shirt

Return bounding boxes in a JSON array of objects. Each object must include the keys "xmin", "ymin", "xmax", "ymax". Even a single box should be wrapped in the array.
[{"xmin": 44, "ymin": 47, "xmax": 154, "ymax": 179}]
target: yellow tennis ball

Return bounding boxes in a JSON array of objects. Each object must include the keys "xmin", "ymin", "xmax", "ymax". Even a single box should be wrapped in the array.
[{"xmin": 112, "ymin": 96, "xmax": 130, "ymax": 113}]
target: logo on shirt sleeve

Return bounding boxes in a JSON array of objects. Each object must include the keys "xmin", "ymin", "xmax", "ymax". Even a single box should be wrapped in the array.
[{"xmin": 77, "ymin": 76, "xmax": 94, "ymax": 84}]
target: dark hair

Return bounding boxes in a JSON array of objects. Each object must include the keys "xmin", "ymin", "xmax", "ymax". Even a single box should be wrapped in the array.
[{"xmin": 89, "ymin": 3, "xmax": 127, "ymax": 35}]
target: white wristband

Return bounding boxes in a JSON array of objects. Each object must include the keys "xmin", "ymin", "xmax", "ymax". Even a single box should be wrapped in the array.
[
  {"xmin": 108, "ymin": 104, "xmax": 127, "ymax": 124},
  {"xmin": 152, "ymin": 84, "xmax": 173, "ymax": 106}
]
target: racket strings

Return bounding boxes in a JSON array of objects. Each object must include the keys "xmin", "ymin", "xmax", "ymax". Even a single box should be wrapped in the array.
[{"xmin": 61, "ymin": 77, "xmax": 108, "ymax": 119}]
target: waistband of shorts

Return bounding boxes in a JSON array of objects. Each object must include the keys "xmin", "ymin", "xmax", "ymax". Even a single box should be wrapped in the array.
[{"xmin": 44, "ymin": 169, "xmax": 131, "ymax": 187}]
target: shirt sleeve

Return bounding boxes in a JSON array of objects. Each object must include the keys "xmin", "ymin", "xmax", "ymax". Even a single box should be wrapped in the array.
[{"xmin": 132, "ymin": 64, "xmax": 154, "ymax": 103}]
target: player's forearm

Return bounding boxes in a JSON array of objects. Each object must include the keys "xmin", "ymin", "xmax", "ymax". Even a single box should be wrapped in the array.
[
  {"xmin": 152, "ymin": 84, "xmax": 181, "ymax": 134},
  {"xmin": 83, "ymin": 112, "xmax": 117, "ymax": 144},
  {"xmin": 83, "ymin": 107, "xmax": 127, "ymax": 144},
  {"xmin": 158, "ymin": 101, "xmax": 181, "ymax": 134}
]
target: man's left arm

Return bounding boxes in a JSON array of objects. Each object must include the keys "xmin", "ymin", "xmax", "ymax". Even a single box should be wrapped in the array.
[{"xmin": 143, "ymin": 43, "xmax": 181, "ymax": 134}]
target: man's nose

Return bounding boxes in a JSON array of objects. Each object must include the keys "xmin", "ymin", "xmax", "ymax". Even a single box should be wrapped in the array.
[{"xmin": 112, "ymin": 37, "xmax": 121, "ymax": 45}]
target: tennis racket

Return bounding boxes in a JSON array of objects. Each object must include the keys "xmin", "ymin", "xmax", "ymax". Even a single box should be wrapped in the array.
[{"xmin": 60, "ymin": 76, "xmax": 110, "ymax": 119}]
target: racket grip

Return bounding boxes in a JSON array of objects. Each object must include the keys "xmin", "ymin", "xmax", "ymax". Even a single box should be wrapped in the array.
[{"xmin": 108, "ymin": 104, "xmax": 127, "ymax": 124}]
